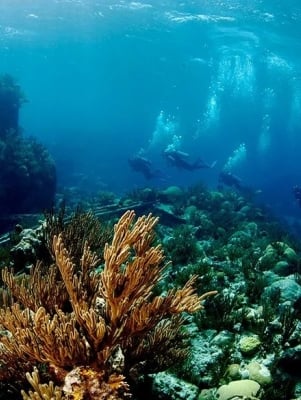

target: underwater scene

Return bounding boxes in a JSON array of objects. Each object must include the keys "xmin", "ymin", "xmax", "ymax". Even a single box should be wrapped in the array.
[{"xmin": 1, "ymin": 0, "xmax": 301, "ymax": 399}]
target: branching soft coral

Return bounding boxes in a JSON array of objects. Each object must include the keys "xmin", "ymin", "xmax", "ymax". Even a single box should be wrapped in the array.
[{"xmin": 0, "ymin": 210, "xmax": 216, "ymax": 399}]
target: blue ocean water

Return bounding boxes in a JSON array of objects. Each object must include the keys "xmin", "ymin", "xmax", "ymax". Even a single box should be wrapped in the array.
[{"xmin": 0, "ymin": 0, "xmax": 301, "ymax": 220}]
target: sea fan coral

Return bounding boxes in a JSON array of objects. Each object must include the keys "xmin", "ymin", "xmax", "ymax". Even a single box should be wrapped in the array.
[{"xmin": 0, "ymin": 210, "xmax": 216, "ymax": 399}]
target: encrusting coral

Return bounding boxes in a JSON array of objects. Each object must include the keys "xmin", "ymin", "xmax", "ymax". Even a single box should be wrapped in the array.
[{"xmin": 0, "ymin": 210, "xmax": 216, "ymax": 399}]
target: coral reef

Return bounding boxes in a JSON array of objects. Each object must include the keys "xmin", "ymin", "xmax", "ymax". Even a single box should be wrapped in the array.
[
  {"xmin": 0, "ymin": 73, "xmax": 26, "ymax": 136},
  {"xmin": 2, "ymin": 180, "xmax": 301, "ymax": 399},
  {"xmin": 0, "ymin": 74, "xmax": 56, "ymax": 220},
  {"xmin": 0, "ymin": 210, "xmax": 216, "ymax": 399}
]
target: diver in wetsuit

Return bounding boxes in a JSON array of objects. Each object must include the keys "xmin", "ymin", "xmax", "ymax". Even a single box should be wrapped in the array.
[
  {"xmin": 218, "ymin": 170, "xmax": 243, "ymax": 190},
  {"xmin": 128, "ymin": 155, "xmax": 164, "ymax": 180},
  {"xmin": 163, "ymin": 148, "xmax": 216, "ymax": 171},
  {"xmin": 218, "ymin": 170, "xmax": 261, "ymax": 199},
  {"xmin": 293, "ymin": 185, "xmax": 301, "ymax": 207}
]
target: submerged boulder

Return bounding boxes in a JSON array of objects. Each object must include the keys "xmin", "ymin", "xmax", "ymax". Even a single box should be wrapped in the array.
[{"xmin": 216, "ymin": 379, "xmax": 262, "ymax": 400}]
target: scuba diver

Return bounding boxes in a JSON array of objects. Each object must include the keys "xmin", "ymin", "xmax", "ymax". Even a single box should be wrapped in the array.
[
  {"xmin": 128, "ymin": 155, "xmax": 164, "ymax": 180},
  {"xmin": 163, "ymin": 148, "xmax": 216, "ymax": 171},
  {"xmin": 218, "ymin": 170, "xmax": 261, "ymax": 199},
  {"xmin": 218, "ymin": 170, "xmax": 243, "ymax": 190},
  {"xmin": 293, "ymin": 185, "xmax": 301, "ymax": 207}
]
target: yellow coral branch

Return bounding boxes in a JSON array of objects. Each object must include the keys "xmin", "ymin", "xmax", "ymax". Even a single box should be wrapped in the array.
[
  {"xmin": 21, "ymin": 367, "xmax": 63, "ymax": 400},
  {"xmin": 0, "ymin": 209, "xmax": 217, "ymax": 399}
]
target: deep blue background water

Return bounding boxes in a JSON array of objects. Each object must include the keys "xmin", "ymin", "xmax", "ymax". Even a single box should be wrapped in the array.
[{"xmin": 0, "ymin": 0, "xmax": 301, "ymax": 221}]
